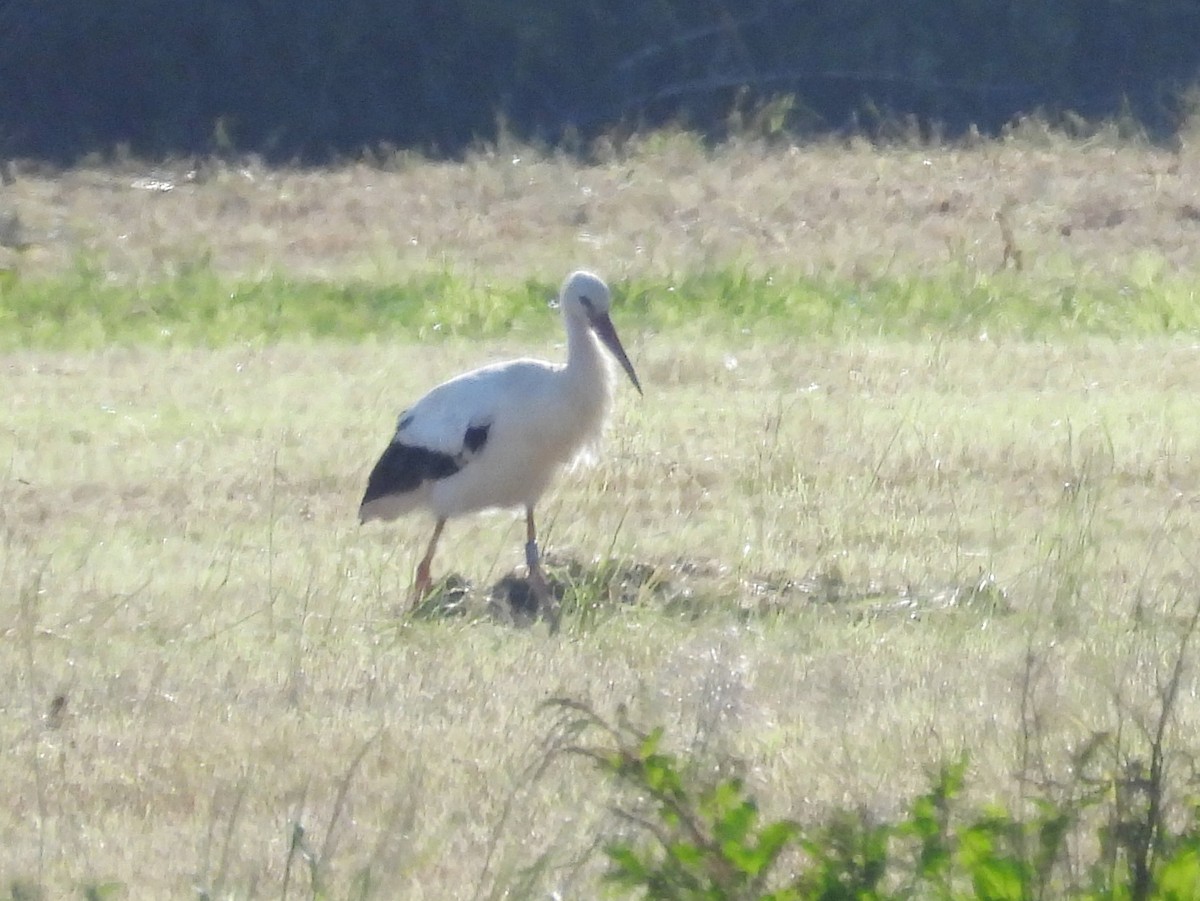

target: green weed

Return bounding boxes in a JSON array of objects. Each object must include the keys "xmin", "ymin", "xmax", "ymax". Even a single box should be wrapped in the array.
[{"xmin": 545, "ymin": 697, "xmax": 1200, "ymax": 900}]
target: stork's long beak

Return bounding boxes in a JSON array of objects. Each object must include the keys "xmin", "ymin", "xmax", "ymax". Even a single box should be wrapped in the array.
[{"xmin": 589, "ymin": 312, "xmax": 643, "ymax": 396}]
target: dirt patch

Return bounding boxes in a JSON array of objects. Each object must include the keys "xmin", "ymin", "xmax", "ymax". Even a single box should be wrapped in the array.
[{"xmin": 407, "ymin": 553, "xmax": 1012, "ymax": 629}]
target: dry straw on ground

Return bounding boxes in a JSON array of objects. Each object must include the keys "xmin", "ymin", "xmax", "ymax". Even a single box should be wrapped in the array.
[{"xmin": 4, "ymin": 123, "xmax": 1200, "ymax": 284}]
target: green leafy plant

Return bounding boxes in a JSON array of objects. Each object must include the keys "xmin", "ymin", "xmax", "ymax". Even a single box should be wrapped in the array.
[
  {"xmin": 546, "ymin": 700, "xmax": 799, "ymax": 900},
  {"xmin": 544, "ymin": 700, "xmax": 1200, "ymax": 901}
]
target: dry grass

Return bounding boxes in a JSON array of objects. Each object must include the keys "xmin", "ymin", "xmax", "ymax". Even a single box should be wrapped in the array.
[
  {"xmin": 4, "ymin": 130, "xmax": 1200, "ymax": 896},
  {"xmin": 4, "ymin": 330, "xmax": 1200, "ymax": 896},
  {"xmin": 4, "ymin": 125, "xmax": 1200, "ymax": 286}
]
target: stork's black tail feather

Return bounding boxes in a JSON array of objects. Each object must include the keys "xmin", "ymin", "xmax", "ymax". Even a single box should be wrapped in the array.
[{"xmin": 359, "ymin": 442, "xmax": 461, "ymax": 521}]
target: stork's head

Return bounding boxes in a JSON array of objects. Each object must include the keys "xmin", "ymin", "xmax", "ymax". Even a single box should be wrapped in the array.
[{"xmin": 560, "ymin": 270, "xmax": 643, "ymax": 395}]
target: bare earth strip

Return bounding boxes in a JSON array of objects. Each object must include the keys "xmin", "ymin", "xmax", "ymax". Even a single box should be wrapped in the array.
[{"xmin": 3, "ymin": 133, "xmax": 1200, "ymax": 895}]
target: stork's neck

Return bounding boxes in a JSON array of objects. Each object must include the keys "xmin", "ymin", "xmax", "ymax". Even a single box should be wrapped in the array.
[{"xmin": 563, "ymin": 309, "xmax": 609, "ymax": 393}]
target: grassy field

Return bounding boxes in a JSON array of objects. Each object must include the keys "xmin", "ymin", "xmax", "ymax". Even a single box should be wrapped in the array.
[{"xmin": 3, "ymin": 129, "xmax": 1200, "ymax": 897}]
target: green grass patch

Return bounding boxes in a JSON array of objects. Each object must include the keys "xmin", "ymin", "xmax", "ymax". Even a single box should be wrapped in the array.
[
  {"xmin": 630, "ymin": 260, "xmax": 1200, "ymax": 340},
  {"xmin": 3, "ymin": 258, "xmax": 1200, "ymax": 349},
  {"xmin": 0, "ymin": 261, "xmax": 565, "ymax": 349}
]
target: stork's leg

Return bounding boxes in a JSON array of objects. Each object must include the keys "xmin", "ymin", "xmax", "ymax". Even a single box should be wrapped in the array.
[
  {"xmin": 525, "ymin": 506, "xmax": 560, "ymax": 632},
  {"xmin": 412, "ymin": 517, "xmax": 446, "ymax": 607}
]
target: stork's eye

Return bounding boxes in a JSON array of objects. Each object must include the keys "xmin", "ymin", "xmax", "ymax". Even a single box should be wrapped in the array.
[{"xmin": 579, "ymin": 295, "xmax": 594, "ymax": 311}]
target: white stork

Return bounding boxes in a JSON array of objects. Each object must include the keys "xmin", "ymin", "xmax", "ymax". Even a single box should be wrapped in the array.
[{"xmin": 359, "ymin": 270, "xmax": 642, "ymax": 624}]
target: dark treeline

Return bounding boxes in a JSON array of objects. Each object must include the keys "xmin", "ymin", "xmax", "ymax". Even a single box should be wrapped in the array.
[{"xmin": 3, "ymin": 0, "xmax": 1200, "ymax": 164}]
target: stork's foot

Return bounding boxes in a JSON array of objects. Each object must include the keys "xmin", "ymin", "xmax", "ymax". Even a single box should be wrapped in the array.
[
  {"xmin": 408, "ymin": 585, "xmax": 428, "ymax": 610},
  {"xmin": 408, "ymin": 517, "xmax": 446, "ymax": 613},
  {"xmin": 410, "ymin": 561, "xmax": 434, "ymax": 610},
  {"xmin": 528, "ymin": 564, "xmax": 560, "ymax": 634},
  {"xmin": 409, "ymin": 573, "xmax": 471, "ymax": 619},
  {"xmin": 525, "ymin": 538, "xmax": 561, "ymax": 633}
]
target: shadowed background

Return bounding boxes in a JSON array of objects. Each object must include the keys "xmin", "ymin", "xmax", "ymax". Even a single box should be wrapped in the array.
[{"xmin": 3, "ymin": 0, "xmax": 1200, "ymax": 163}]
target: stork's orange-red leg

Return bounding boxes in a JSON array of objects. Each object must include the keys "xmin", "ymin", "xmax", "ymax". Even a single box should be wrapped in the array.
[{"xmin": 412, "ymin": 517, "xmax": 446, "ymax": 606}]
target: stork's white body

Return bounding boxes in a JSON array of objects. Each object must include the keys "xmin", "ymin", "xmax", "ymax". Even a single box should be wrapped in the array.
[
  {"xmin": 359, "ymin": 270, "xmax": 641, "ymax": 622},
  {"xmin": 359, "ymin": 348, "xmax": 612, "ymax": 523}
]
